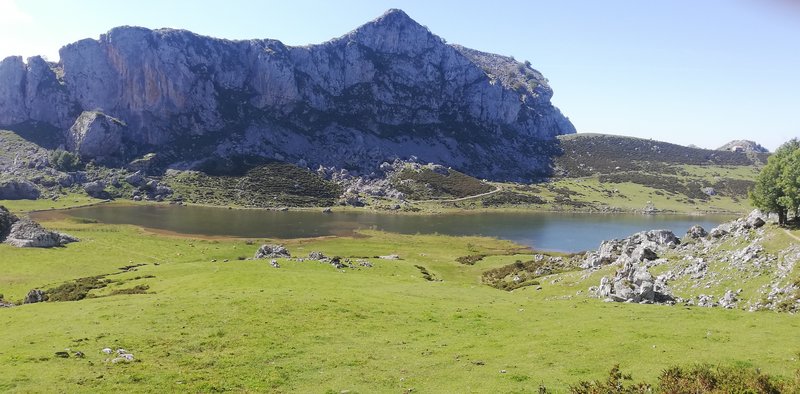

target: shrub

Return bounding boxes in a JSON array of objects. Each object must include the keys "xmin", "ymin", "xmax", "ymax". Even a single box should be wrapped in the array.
[{"xmin": 50, "ymin": 149, "xmax": 83, "ymax": 172}]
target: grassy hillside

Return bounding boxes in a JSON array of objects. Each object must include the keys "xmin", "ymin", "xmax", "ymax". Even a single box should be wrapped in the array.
[
  {"xmin": 391, "ymin": 166, "xmax": 494, "ymax": 200},
  {"xmin": 164, "ymin": 162, "xmax": 342, "ymax": 208},
  {"xmin": 1, "ymin": 215, "xmax": 799, "ymax": 392}
]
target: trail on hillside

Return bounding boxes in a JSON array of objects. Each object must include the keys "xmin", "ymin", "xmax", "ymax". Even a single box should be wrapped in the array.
[
  {"xmin": 784, "ymin": 229, "xmax": 800, "ymax": 243},
  {"xmin": 410, "ymin": 186, "xmax": 503, "ymax": 204}
]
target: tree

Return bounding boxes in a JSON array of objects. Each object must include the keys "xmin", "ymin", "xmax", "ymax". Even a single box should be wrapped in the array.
[
  {"xmin": 50, "ymin": 149, "xmax": 83, "ymax": 172},
  {"xmin": 750, "ymin": 138, "xmax": 800, "ymax": 225}
]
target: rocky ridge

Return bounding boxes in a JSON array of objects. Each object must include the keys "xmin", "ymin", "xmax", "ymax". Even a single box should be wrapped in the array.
[{"xmin": 0, "ymin": 9, "xmax": 574, "ymax": 181}]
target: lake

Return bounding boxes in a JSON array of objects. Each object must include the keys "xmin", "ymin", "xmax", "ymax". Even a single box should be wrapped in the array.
[{"xmin": 47, "ymin": 205, "xmax": 732, "ymax": 252}]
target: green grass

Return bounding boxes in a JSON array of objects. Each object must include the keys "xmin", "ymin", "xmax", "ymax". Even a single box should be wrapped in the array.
[
  {"xmin": 2, "ymin": 218, "xmax": 800, "ymax": 392},
  {"xmin": 0, "ymin": 193, "xmax": 103, "ymax": 214}
]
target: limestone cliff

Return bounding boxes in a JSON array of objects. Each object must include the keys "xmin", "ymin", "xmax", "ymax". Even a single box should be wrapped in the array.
[{"xmin": 0, "ymin": 9, "xmax": 575, "ymax": 180}]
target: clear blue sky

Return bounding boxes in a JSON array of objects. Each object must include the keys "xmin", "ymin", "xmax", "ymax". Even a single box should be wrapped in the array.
[{"xmin": 1, "ymin": 0, "xmax": 798, "ymax": 151}]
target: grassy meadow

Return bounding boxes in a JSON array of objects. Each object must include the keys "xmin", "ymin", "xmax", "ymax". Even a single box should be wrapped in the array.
[{"xmin": 1, "ymin": 212, "xmax": 800, "ymax": 393}]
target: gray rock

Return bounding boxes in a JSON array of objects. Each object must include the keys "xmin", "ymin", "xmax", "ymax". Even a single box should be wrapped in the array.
[
  {"xmin": 83, "ymin": 181, "xmax": 106, "ymax": 197},
  {"xmin": 308, "ymin": 251, "xmax": 327, "ymax": 260},
  {"xmin": 0, "ymin": 179, "xmax": 40, "ymax": 200},
  {"xmin": 125, "ymin": 172, "xmax": 145, "ymax": 186},
  {"xmin": 696, "ymin": 294, "xmax": 715, "ymax": 308},
  {"xmin": 4, "ymin": 219, "xmax": 78, "ymax": 248},
  {"xmin": 254, "ymin": 244, "xmax": 290, "ymax": 259},
  {"xmin": 23, "ymin": 289, "xmax": 46, "ymax": 304},
  {"xmin": 66, "ymin": 111, "xmax": 126, "ymax": 160},
  {"xmin": 686, "ymin": 225, "xmax": 707, "ymax": 239},
  {"xmin": 718, "ymin": 290, "xmax": 739, "ymax": 309},
  {"xmin": 746, "ymin": 210, "xmax": 766, "ymax": 229}
]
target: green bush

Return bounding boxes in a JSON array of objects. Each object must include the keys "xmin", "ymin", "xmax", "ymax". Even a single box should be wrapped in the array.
[{"xmin": 50, "ymin": 149, "xmax": 83, "ymax": 172}]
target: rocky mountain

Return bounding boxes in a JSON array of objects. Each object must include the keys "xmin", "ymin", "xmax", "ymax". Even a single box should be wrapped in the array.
[
  {"xmin": 0, "ymin": 9, "xmax": 575, "ymax": 181},
  {"xmin": 717, "ymin": 140, "xmax": 769, "ymax": 154}
]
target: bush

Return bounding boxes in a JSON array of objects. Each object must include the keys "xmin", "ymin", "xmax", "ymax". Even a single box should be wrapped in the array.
[{"xmin": 50, "ymin": 149, "xmax": 83, "ymax": 172}]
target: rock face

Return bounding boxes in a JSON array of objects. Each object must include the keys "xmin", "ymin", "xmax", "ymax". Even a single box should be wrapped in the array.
[
  {"xmin": 0, "ymin": 179, "xmax": 40, "ymax": 200},
  {"xmin": 0, "ymin": 9, "xmax": 575, "ymax": 181}
]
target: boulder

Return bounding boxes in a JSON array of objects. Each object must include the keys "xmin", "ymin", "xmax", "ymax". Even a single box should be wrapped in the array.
[
  {"xmin": 4, "ymin": 219, "xmax": 79, "ymax": 248},
  {"xmin": 745, "ymin": 210, "xmax": 766, "ymax": 229},
  {"xmin": 686, "ymin": 225, "xmax": 707, "ymax": 239},
  {"xmin": 66, "ymin": 111, "xmax": 125, "ymax": 160},
  {"xmin": 254, "ymin": 244, "xmax": 290, "ymax": 259},
  {"xmin": 308, "ymin": 251, "xmax": 327, "ymax": 260},
  {"xmin": 719, "ymin": 290, "xmax": 739, "ymax": 309},
  {"xmin": 125, "ymin": 172, "xmax": 145, "ymax": 186},
  {"xmin": 23, "ymin": 289, "xmax": 46, "ymax": 304},
  {"xmin": 83, "ymin": 181, "xmax": 106, "ymax": 197},
  {"xmin": 0, "ymin": 179, "xmax": 40, "ymax": 200}
]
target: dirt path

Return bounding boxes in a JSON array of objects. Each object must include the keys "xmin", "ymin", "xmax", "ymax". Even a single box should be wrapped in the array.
[
  {"xmin": 784, "ymin": 229, "xmax": 800, "ymax": 243},
  {"xmin": 411, "ymin": 186, "xmax": 503, "ymax": 204}
]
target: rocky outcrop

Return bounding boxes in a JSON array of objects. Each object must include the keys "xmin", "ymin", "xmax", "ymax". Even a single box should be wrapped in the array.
[
  {"xmin": 4, "ymin": 219, "xmax": 79, "ymax": 248},
  {"xmin": 1, "ymin": 207, "xmax": 78, "ymax": 248},
  {"xmin": 717, "ymin": 140, "xmax": 769, "ymax": 153},
  {"xmin": 581, "ymin": 229, "xmax": 679, "ymax": 269},
  {"xmin": 587, "ymin": 210, "xmax": 800, "ymax": 311},
  {"xmin": 254, "ymin": 244, "xmax": 290, "ymax": 259},
  {"xmin": 0, "ymin": 9, "xmax": 574, "ymax": 181},
  {"xmin": 0, "ymin": 179, "xmax": 40, "ymax": 200}
]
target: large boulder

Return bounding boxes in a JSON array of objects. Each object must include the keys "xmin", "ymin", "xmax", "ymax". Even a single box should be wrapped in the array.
[
  {"xmin": 66, "ymin": 111, "xmax": 125, "ymax": 160},
  {"xmin": 4, "ymin": 219, "xmax": 78, "ymax": 248},
  {"xmin": 0, "ymin": 179, "xmax": 40, "ymax": 200},
  {"xmin": 83, "ymin": 181, "xmax": 107, "ymax": 198}
]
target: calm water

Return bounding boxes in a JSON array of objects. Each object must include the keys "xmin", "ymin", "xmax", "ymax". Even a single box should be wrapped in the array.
[{"xmin": 52, "ymin": 205, "xmax": 731, "ymax": 252}]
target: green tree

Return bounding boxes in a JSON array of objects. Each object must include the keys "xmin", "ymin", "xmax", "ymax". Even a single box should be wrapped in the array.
[
  {"xmin": 750, "ymin": 138, "xmax": 800, "ymax": 225},
  {"xmin": 49, "ymin": 149, "xmax": 83, "ymax": 172}
]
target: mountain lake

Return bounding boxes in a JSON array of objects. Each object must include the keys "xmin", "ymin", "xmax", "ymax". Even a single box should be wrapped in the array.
[{"xmin": 38, "ymin": 204, "xmax": 734, "ymax": 252}]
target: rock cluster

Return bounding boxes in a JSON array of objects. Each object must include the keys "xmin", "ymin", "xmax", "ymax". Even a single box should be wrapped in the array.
[
  {"xmin": 582, "ymin": 229, "xmax": 679, "ymax": 269},
  {"xmin": 586, "ymin": 210, "xmax": 800, "ymax": 311},
  {"xmin": 254, "ymin": 244, "xmax": 291, "ymax": 259},
  {"xmin": 0, "ymin": 206, "xmax": 78, "ymax": 248},
  {"xmin": 587, "ymin": 230, "xmax": 679, "ymax": 304}
]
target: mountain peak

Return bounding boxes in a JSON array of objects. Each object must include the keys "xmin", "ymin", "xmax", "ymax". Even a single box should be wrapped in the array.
[
  {"xmin": 377, "ymin": 8, "xmax": 414, "ymax": 23},
  {"xmin": 340, "ymin": 9, "xmax": 436, "ymax": 54}
]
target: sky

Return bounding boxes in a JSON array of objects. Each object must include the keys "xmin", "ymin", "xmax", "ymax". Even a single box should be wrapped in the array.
[{"xmin": 0, "ymin": 0, "xmax": 798, "ymax": 151}]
